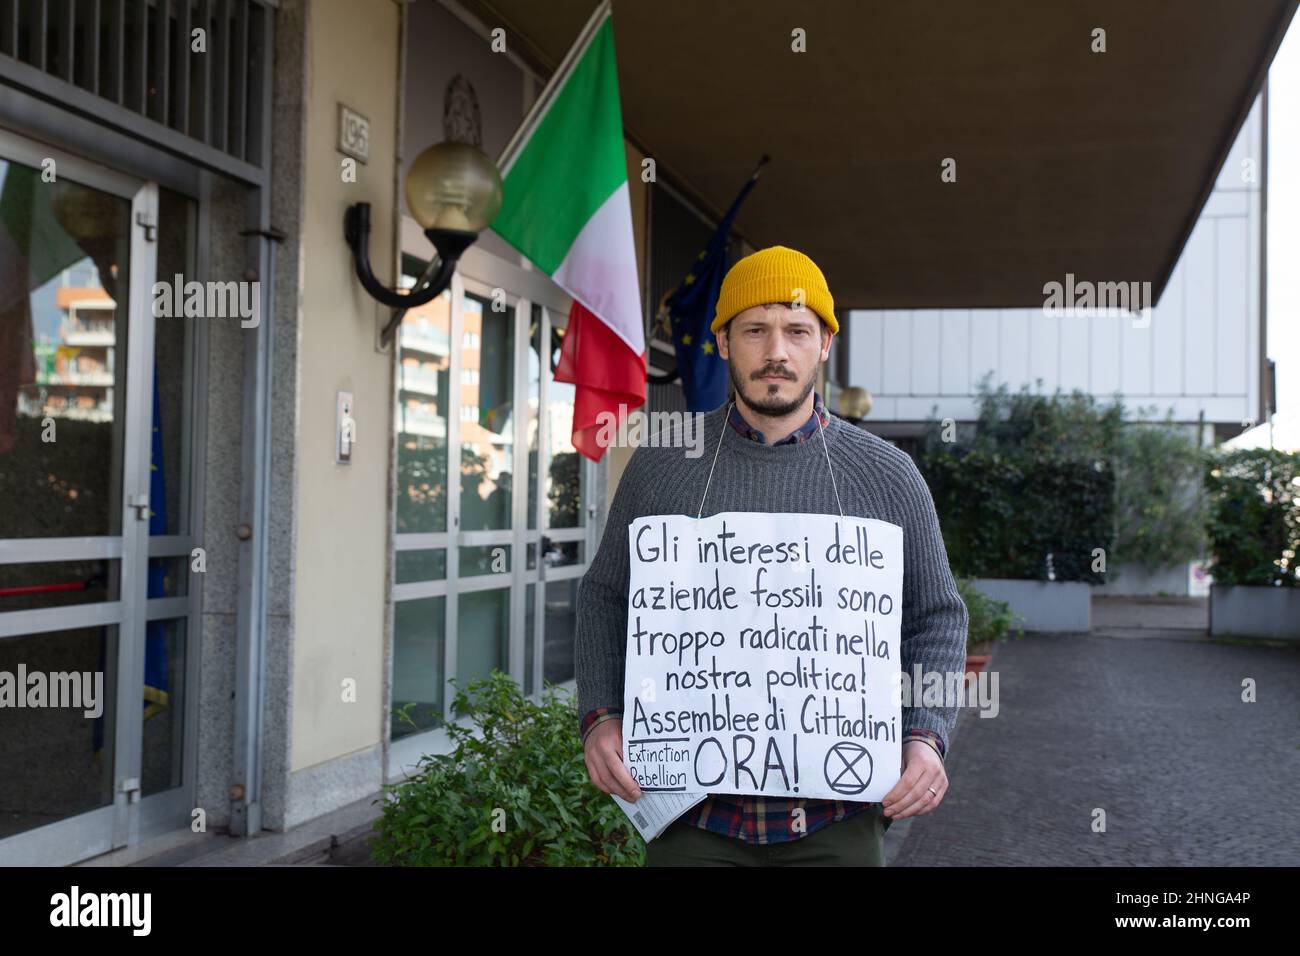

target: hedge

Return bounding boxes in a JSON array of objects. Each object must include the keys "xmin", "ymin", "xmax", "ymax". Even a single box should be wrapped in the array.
[{"xmin": 1205, "ymin": 447, "xmax": 1300, "ymax": 587}]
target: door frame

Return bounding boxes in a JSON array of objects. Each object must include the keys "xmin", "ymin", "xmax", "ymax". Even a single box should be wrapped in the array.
[
  {"xmin": 453, "ymin": 248, "xmax": 597, "ymax": 703},
  {"xmin": 388, "ymin": 225, "xmax": 597, "ymax": 778},
  {"xmin": 0, "ymin": 128, "xmax": 203, "ymax": 865}
]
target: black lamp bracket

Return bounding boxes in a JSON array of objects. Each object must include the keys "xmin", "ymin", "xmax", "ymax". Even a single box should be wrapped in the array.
[{"xmin": 344, "ymin": 202, "xmax": 477, "ymax": 310}]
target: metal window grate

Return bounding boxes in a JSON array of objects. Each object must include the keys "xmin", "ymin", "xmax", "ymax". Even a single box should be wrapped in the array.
[{"xmin": 0, "ymin": 0, "xmax": 271, "ymax": 168}]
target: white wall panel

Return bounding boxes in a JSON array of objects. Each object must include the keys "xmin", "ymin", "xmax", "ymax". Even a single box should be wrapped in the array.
[
  {"xmin": 881, "ymin": 311, "xmax": 912, "ymax": 394},
  {"xmin": 1028, "ymin": 310, "xmax": 1060, "ymax": 394},
  {"xmin": 1120, "ymin": 308, "xmax": 1154, "ymax": 398},
  {"xmin": 1090, "ymin": 312, "xmax": 1122, "ymax": 396},
  {"xmin": 1152, "ymin": 258, "xmax": 1185, "ymax": 395},
  {"xmin": 1215, "ymin": 215, "xmax": 1249, "ymax": 395},
  {"xmin": 969, "ymin": 310, "xmax": 1001, "ymax": 392},
  {"xmin": 1059, "ymin": 313, "xmax": 1089, "ymax": 392},
  {"xmin": 1183, "ymin": 220, "xmax": 1217, "ymax": 395},
  {"xmin": 911, "ymin": 310, "xmax": 942, "ymax": 395},
  {"xmin": 939, "ymin": 309, "xmax": 970, "ymax": 395},
  {"xmin": 848, "ymin": 309, "xmax": 884, "ymax": 392},
  {"xmin": 999, "ymin": 310, "xmax": 1031, "ymax": 390}
]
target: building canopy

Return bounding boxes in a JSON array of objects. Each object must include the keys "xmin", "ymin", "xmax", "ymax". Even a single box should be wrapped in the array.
[{"xmin": 462, "ymin": 0, "xmax": 1296, "ymax": 309}]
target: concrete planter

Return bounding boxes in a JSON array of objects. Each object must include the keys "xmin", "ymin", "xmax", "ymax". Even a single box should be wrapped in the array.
[
  {"xmin": 970, "ymin": 578, "xmax": 1091, "ymax": 633},
  {"xmin": 1209, "ymin": 585, "xmax": 1300, "ymax": 640},
  {"xmin": 1093, "ymin": 562, "xmax": 1194, "ymax": 597}
]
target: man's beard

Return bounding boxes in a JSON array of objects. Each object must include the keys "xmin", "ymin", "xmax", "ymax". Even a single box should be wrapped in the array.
[{"xmin": 729, "ymin": 361, "xmax": 815, "ymax": 418}]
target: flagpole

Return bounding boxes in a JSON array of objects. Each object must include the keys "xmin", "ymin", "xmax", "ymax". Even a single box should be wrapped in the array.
[{"xmin": 497, "ymin": 0, "xmax": 613, "ymax": 177}]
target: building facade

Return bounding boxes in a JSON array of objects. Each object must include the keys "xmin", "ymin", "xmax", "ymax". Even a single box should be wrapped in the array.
[
  {"xmin": 0, "ymin": 0, "xmax": 1287, "ymax": 866},
  {"xmin": 0, "ymin": 0, "xmax": 746, "ymax": 866}
]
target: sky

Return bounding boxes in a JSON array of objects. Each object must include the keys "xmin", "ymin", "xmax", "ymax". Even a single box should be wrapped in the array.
[{"xmin": 1231, "ymin": 20, "xmax": 1299, "ymax": 452}]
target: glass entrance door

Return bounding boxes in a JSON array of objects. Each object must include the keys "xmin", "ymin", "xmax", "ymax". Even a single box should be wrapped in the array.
[
  {"xmin": 526, "ymin": 299, "xmax": 591, "ymax": 697},
  {"xmin": 0, "ymin": 133, "xmax": 193, "ymax": 865},
  {"xmin": 390, "ymin": 244, "xmax": 596, "ymax": 769}
]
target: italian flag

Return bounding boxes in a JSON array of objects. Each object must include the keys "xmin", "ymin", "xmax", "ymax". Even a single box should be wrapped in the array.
[{"xmin": 492, "ymin": 1, "xmax": 645, "ymax": 462}]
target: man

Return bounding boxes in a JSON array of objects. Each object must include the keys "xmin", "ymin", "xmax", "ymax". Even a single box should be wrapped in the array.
[{"xmin": 576, "ymin": 245, "xmax": 968, "ymax": 866}]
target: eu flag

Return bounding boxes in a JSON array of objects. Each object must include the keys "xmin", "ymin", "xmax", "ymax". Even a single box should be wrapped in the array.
[
  {"xmin": 143, "ymin": 359, "xmax": 171, "ymax": 720},
  {"xmin": 662, "ymin": 159, "xmax": 766, "ymax": 412}
]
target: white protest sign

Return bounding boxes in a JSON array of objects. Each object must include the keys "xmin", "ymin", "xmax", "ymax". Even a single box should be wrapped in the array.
[{"xmin": 622, "ymin": 511, "xmax": 904, "ymax": 802}]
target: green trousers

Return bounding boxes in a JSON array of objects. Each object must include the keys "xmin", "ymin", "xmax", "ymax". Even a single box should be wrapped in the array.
[{"xmin": 645, "ymin": 806, "xmax": 893, "ymax": 867}]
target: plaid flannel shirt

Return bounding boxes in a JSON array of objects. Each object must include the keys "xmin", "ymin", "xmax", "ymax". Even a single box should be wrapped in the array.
[{"xmin": 580, "ymin": 391, "xmax": 948, "ymax": 844}]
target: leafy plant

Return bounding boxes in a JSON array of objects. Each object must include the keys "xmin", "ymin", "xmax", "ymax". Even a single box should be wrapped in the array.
[
  {"xmin": 956, "ymin": 577, "xmax": 1022, "ymax": 648},
  {"xmin": 918, "ymin": 381, "xmax": 1118, "ymax": 582},
  {"xmin": 918, "ymin": 378, "xmax": 1206, "ymax": 581},
  {"xmin": 925, "ymin": 448, "xmax": 1115, "ymax": 582},
  {"xmin": 1204, "ymin": 447, "xmax": 1300, "ymax": 587},
  {"xmin": 1111, "ymin": 413, "xmax": 1208, "ymax": 571},
  {"xmin": 371, "ymin": 671, "xmax": 644, "ymax": 866},
  {"xmin": 958, "ymin": 376, "xmax": 1124, "ymax": 464}
]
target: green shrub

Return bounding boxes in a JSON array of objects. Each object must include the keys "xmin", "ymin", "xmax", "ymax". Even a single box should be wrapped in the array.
[
  {"xmin": 956, "ymin": 577, "xmax": 1022, "ymax": 648},
  {"xmin": 1205, "ymin": 448, "xmax": 1300, "ymax": 587},
  {"xmin": 924, "ymin": 448, "xmax": 1115, "ymax": 582},
  {"xmin": 371, "ymin": 671, "xmax": 644, "ymax": 866},
  {"xmin": 1112, "ymin": 416, "xmax": 1208, "ymax": 571},
  {"xmin": 959, "ymin": 377, "xmax": 1124, "ymax": 463},
  {"xmin": 918, "ymin": 378, "xmax": 1206, "ymax": 580}
]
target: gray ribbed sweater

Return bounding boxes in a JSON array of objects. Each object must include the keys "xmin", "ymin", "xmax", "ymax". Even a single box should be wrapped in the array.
[{"xmin": 575, "ymin": 403, "xmax": 970, "ymax": 756}]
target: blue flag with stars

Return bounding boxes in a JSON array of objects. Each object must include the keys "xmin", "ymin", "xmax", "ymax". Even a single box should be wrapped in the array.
[{"xmin": 662, "ymin": 166, "xmax": 763, "ymax": 412}]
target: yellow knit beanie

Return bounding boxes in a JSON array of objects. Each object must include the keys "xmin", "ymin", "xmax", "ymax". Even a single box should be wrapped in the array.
[{"xmin": 711, "ymin": 245, "xmax": 838, "ymax": 335}]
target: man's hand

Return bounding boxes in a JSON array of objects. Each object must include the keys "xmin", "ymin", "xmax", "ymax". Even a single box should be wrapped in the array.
[
  {"xmin": 882, "ymin": 740, "xmax": 947, "ymax": 820},
  {"xmin": 582, "ymin": 719, "xmax": 643, "ymax": 802}
]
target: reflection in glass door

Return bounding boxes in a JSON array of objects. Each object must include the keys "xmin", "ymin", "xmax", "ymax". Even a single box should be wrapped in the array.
[
  {"xmin": 0, "ymin": 134, "xmax": 196, "ymax": 864},
  {"xmin": 453, "ymin": 279, "xmax": 515, "ymax": 698},
  {"xmin": 524, "ymin": 301, "xmax": 591, "ymax": 697},
  {"xmin": 391, "ymin": 267, "xmax": 451, "ymax": 742},
  {"xmin": 390, "ymin": 250, "xmax": 596, "ymax": 762}
]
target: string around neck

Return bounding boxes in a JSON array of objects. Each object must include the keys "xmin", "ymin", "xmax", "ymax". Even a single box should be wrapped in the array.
[
  {"xmin": 697, "ymin": 399, "xmax": 846, "ymax": 521},
  {"xmin": 697, "ymin": 402, "xmax": 733, "ymax": 519}
]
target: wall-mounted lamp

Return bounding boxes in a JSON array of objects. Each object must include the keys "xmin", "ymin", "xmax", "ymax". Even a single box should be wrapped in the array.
[
  {"xmin": 344, "ymin": 140, "xmax": 503, "ymax": 346},
  {"xmin": 838, "ymin": 385, "xmax": 874, "ymax": 422}
]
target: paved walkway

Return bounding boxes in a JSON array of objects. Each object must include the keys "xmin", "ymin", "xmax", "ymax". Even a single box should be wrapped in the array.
[
  {"xmin": 887, "ymin": 601, "xmax": 1299, "ymax": 866},
  {"xmin": 79, "ymin": 793, "xmax": 382, "ymax": 867}
]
